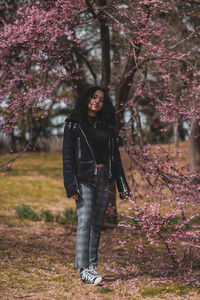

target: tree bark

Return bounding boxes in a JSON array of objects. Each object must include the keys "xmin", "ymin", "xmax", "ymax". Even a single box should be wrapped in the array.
[
  {"xmin": 116, "ymin": 54, "xmax": 137, "ymax": 110},
  {"xmin": 85, "ymin": 0, "xmax": 116, "ymax": 224},
  {"xmin": 173, "ymin": 122, "xmax": 179, "ymax": 147},
  {"xmin": 133, "ymin": 106, "xmax": 144, "ymax": 148},
  {"xmin": 97, "ymin": 0, "xmax": 117, "ymax": 224},
  {"xmin": 115, "ymin": 45, "xmax": 142, "ymax": 145},
  {"xmin": 98, "ymin": 0, "xmax": 111, "ymax": 87},
  {"xmin": 189, "ymin": 118, "xmax": 200, "ymax": 172}
]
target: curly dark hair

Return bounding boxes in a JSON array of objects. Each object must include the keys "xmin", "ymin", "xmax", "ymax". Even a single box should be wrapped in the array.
[{"xmin": 70, "ymin": 86, "xmax": 116, "ymax": 127}]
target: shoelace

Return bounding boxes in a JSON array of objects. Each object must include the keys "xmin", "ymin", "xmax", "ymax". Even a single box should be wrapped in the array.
[
  {"xmin": 82, "ymin": 270, "xmax": 97, "ymax": 283},
  {"xmin": 89, "ymin": 266, "xmax": 104, "ymax": 277},
  {"xmin": 89, "ymin": 266, "xmax": 97, "ymax": 274}
]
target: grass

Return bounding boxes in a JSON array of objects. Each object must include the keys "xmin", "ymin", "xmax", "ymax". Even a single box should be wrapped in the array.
[
  {"xmin": 141, "ymin": 284, "xmax": 190, "ymax": 297},
  {"xmin": 0, "ymin": 145, "xmax": 200, "ymax": 299},
  {"xmin": 98, "ymin": 287, "xmax": 113, "ymax": 294},
  {"xmin": 0, "ymin": 153, "xmax": 71, "ymax": 216}
]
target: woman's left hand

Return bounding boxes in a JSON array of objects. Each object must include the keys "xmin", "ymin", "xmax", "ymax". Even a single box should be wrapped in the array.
[{"xmin": 71, "ymin": 194, "xmax": 79, "ymax": 200}]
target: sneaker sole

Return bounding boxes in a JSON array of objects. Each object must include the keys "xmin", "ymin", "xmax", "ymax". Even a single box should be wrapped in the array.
[{"xmin": 93, "ymin": 276, "xmax": 102, "ymax": 285}]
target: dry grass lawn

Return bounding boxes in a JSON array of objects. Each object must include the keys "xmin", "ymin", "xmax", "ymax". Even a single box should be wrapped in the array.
[{"xmin": 0, "ymin": 142, "xmax": 200, "ymax": 299}]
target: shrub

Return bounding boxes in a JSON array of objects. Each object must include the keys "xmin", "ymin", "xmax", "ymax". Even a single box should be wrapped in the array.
[
  {"xmin": 64, "ymin": 208, "xmax": 77, "ymax": 225},
  {"xmin": 56, "ymin": 208, "xmax": 77, "ymax": 225},
  {"xmin": 16, "ymin": 204, "xmax": 38, "ymax": 221},
  {"xmin": 40, "ymin": 210, "xmax": 54, "ymax": 222}
]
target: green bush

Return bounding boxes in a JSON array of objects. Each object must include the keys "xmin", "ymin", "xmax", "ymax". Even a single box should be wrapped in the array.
[
  {"xmin": 64, "ymin": 208, "xmax": 77, "ymax": 225},
  {"xmin": 55, "ymin": 208, "xmax": 77, "ymax": 225},
  {"xmin": 55, "ymin": 214, "xmax": 66, "ymax": 225},
  {"xmin": 16, "ymin": 204, "xmax": 38, "ymax": 221},
  {"xmin": 40, "ymin": 210, "xmax": 54, "ymax": 222},
  {"xmin": 16, "ymin": 204, "xmax": 77, "ymax": 225}
]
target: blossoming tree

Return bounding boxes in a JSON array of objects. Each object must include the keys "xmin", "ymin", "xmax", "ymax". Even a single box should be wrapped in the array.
[{"xmin": 0, "ymin": 0, "xmax": 200, "ymax": 265}]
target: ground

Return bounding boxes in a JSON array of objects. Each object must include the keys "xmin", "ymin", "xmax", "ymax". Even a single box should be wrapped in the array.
[{"xmin": 0, "ymin": 142, "xmax": 200, "ymax": 299}]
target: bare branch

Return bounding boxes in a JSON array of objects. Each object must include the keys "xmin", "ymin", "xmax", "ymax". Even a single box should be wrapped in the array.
[
  {"xmin": 170, "ymin": 26, "xmax": 200, "ymax": 50},
  {"xmin": 85, "ymin": 0, "xmax": 98, "ymax": 18},
  {"xmin": 74, "ymin": 50, "xmax": 97, "ymax": 85},
  {"xmin": 157, "ymin": 232, "xmax": 178, "ymax": 266},
  {"xmin": 129, "ymin": 56, "xmax": 198, "ymax": 74},
  {"xmin": 44, "ymin": 58, "xmax": 55, "ymax": 88},
  {"xmin": 0, "ymin": 126, "xmax": 33, "ymax": 171}
]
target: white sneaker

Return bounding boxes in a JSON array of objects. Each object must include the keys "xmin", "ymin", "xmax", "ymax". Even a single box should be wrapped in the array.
[
  {"xmin": 80, "ymin": 269, "xmax": 102, "ymax": 285},
  {"xmin": 89, "ymin": 265, "xmax": 105, "ymax": 278}
]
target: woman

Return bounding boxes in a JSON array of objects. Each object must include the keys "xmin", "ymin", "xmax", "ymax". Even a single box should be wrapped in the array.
[{"xmin": 62, "ymin": 86, "xmax": 130, "ymax": 285}]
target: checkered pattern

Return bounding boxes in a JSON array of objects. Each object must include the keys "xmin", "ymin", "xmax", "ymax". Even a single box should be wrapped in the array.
[{"xmin": 75, "ymin": 166, "xmax": 114, "ymax": 268}]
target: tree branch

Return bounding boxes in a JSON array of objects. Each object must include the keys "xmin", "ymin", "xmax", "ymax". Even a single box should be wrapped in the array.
[
  {"xmin": 98, "ymin": 0, "xmax": 111, "ymax": 87},
  {"xmin": 74, "ymin": 50, "xmax": 97, "ymax": 85},
  {"xmin": 44, "ymin": 58, "xmax": 55, "ymax": 88},
  {"xmin": 0, "ymin": 126, "xmax": 33, "ymax": 171},
  {"xmin": 157, "ymin": 232, "xmax": 178, "ymax": 266},
  {"xmin": 170, "ymin": 26, "xmax": 200, "ymax": 50},
  {"xmin": 85, "ymin": 0, "xmax": 98, "ymax": 18},
  {"xmin": 133, "ymin": 106, "xmax": 144, "ymax": 148}
]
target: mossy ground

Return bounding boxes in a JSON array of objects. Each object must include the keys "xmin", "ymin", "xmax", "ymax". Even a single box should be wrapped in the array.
[{"xmin": 0, "ymin": 143, "xmax": 200, "ymax": 299}]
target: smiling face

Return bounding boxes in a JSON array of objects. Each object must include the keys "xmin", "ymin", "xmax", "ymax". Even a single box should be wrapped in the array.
[{"xmin": 88, "ymin": 89, "xmax": 104, "ymax": 117}]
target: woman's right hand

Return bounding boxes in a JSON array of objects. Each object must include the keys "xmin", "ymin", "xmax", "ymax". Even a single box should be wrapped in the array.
[{"xmin": 71, "ymin": 194, "xmax": 79, "ymax": 200}]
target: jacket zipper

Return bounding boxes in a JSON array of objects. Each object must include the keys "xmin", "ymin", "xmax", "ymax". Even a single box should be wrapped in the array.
[
  {"xmin": 74, "ymin": 176, "xmax": 80, "ymax": 195},
  {"xmin": 78, "ymin": 137, "xmax": 81, "ymax": 159},
  {"xmin": 108, "ymin": 134, "xmax": 112, "ymax": 178},
  {"xmin": 119, "ymin": 176, "xmax": 127, "ymax": 192},
  {"xmin": 79, "ymin": 125, "xmax": 97, "ymax": 175},
  {"xmin": 80, "ymin": 160, "xmax": 93, "ymax": 164},
  {"xmin": 111, "ymin": 137, "xmax": 114, "ymax": 161}
]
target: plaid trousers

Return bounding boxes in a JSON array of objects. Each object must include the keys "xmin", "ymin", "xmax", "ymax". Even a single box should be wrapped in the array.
[{"xmin": 75, "ymin": 166, "xmax": 114, "ymax": 268}]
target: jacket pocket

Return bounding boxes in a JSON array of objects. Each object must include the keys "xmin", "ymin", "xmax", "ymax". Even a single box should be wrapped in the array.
[{"xmin": 78, "ymin": 137, "xmax": 81, "ymax": 159}]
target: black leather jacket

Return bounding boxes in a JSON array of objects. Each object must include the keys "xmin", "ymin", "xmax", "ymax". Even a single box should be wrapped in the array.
[{"xmin": 62, "ymin": 117, "xmax": 130, "ymax": 198}]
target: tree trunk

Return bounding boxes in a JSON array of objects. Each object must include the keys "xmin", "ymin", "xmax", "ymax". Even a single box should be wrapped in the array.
[
  {"xmin": 115, "ymin": 45, "xmax": 142, "ymax": 145},
  {"xmin": 103, "ymin": 181, "xmax": 118, "ymax": 227},
  {"xmin": 173, "ymin": 122, "xmax": 179, "ymax": 147},
  {"xmin": 189, "ymin": 118, "xmax": 200, "ymax": 172},
  {"xmin": 10, "ymin": 132, "xmax": 17, "ymax": 152},
  {"xmin": 98, "ymin": 0, "xmax": 118, "ymax": 224},
  {"xmin": 133, "ymin": 106, "xmax": 143, "ymax": 148},
  {"xmin": 98, "ymin": 0, "xmax": 110, "ymax": 87}
]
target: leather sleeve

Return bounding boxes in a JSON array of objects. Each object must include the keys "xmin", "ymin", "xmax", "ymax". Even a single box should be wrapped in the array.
[
  {"xmin": 62, "ymin": 122, "xmax": 79, "ymax": 198},
  {"xmin": 112, "ymin": 129, "xmax": 130, "ymax": 195}
]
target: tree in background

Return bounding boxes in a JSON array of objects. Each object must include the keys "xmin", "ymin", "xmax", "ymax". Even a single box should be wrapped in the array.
[
  {"xmin": 0, "ymin": 0, "xmax": 200, "ymax": 266},
  {"xmin": 1, "ymin": 1, "xmax": 199, "ymax": 149}
]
